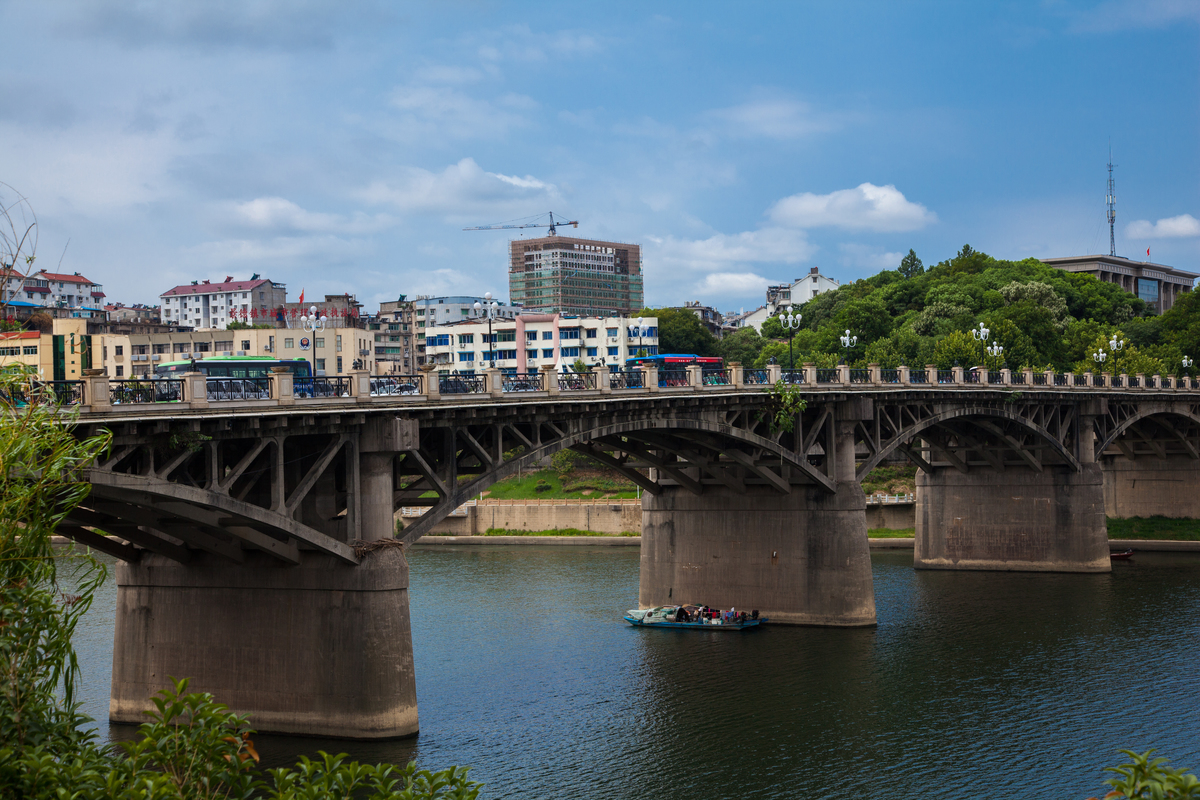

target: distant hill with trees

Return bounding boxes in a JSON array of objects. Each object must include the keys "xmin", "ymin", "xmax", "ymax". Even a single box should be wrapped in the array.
[{"xmin": 645, "ymin": 245, "xmax": 1200, "ymax": 377}]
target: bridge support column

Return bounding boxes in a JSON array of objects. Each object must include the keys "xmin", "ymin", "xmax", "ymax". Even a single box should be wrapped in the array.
[
  {"xmin": 1103, "ymin": 455, "xmax": 1200, "ymax": 518},
  {"xmin": 639, "ymin": 483, "xmax": 876, "ymax": 626},
  {"xmin": 110, "ymin": 549, "xmax": 419, "ymax": 738},
  {"xmin": 914, "ymin": 464, "xmax": 1109, "ymax": 572}
]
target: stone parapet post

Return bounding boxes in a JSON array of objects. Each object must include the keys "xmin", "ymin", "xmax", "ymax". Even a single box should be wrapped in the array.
[
  {"xmin": 596, "ymin": 364, "xmax": 611, "ymax": 394},
  {"xmin": 182, "ymin": 371, "xmax": 209, "ymax": 409},
  {"xmin": 83, "ymin": 368, "xmax": 110, "ymax": 410},
  {"xmin": 1000, "ymin": 368, "xmax": 1011, "ymax": 385},
  {"xmin": 1135, "ymin": 372, "xmax": 1145, "ymax": 389},
  {"xmin": 420, "ymin": 365, "xmax": 440, "ymax": 400},
  {"xmin": 837, "ymin": 363, "xmax": 850, "ymax": 384},
  {"xmin": 868, "ymin": 362, "xmax": 881, "ymax": 385},
  {"xmin": 1044, "ymin": 369, "xmax": 1055, "ymax": 387},
  {"xmin": 978, "ymin": 367, "xmax": 989, "ymax": 385},
  {"xmin": 1064, "ymin": 372, "xmax": 1074, "ymax": 388},
  {"xmin": 640, "ymin": 364, "xmax": 658, "ymax": 392},
  {"xmin": 1119, "ymin": 372, "xmax": 1128, "ymax": 388},
  {"xmin": 767, "ymin": 363, "xmax": 782, "ymax": 384},
  {"xmin": 728, "ymin": 362, "xmax": 743, "ymax": 388},
  {"xmin": 486, "ymin": 367, "xmax": 503, "ymax": 398},
  {"xmin": 898, "ymin": 365, "xmax": 910, "ymax": 384},
  {"xmin": 348, "ymin": 369, "xmax": 370, "ymax": 398},
  {"xmin": 270, "ymin": 367, "xmax": 295, "ymax": 406},
  {"xmin": 925, "ymin": 364, "xmax": 937, "ymax": 385},
  {"xmin": 686, "ymin": 363, "xmax": 702, "ymax": 389},
  {"xmin": 540, "ymin": 364, "xmax": 560, "ymax": 395},
  {"xmin": 804, "ymin": 362, "xmax": 816, "ymax": 385},
  {"xmin": 951, "ymin": 365, "xmax": 964, "ymax": 384},
  {"xmin": 1084, "ymin": 371, "xmax": 1094, "ymax": 387},
  {"xmin": 1101, "ymin": 372, "xmax": 1112, "ymax": 387}
]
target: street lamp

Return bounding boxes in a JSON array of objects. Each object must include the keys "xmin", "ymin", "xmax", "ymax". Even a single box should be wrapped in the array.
[
  {"xmin": 971, "ymin": 322, "xmax": 990, "ymax": 342},
  {"xmin": 986, "ymin": 341, "xmax": 1004, "ymax": 365},
  {"xmin": 839, "ymin": 329, "xmax": 858, "ymax": 365},
  {"xmin": 777, "ymin": 306, "xmax": 802, "ymax": 370},
  {"xmin": 473, "ymin": 291, "xmax": 499, "ymax": 369},
  {"xmin": 300, "ymin": 304, "xmax": 327, "ymax": 377},
  {"xmin": 1110, "ymin": 336, "xmax": 1125, "ymax": 351},
  {"xmin": 1183, "ymin": 355, "xmax": 1194, "ymax": 385},
  {"xmin": 636, "ymin": 316, "xmax": 644, "ymax": 360},
  {"xmin": 1093, "ymin": 349, "xmax": 1108, "ymax": 366}
]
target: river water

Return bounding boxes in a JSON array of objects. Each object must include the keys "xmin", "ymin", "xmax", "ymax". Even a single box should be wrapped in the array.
[{"xmin": 67, "ymin": 546, "xmax": 1200, "ymax": 799}]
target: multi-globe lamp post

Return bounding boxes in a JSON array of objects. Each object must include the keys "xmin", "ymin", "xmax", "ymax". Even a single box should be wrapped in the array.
[
  {"xmin": 299, "ymin": 305, "xmax": 327, "ymax": 377},
  {"xmin": 1184, "ymin": 355, "xmax": 1194, "ymax": 385},
  {"xmin": 839, "ymin": 329, "xmax": 858, "ymax": 365},
  {"xmin": 777, "ymin": 306, "xmax": 802, "ymax": 369},
  {"xmin": 473, "ymin": 292, "xmax": 499, "ymax": 369}
]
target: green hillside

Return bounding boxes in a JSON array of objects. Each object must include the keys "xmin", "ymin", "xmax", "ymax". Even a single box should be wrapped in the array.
[{"xmin": 646, "ymin": 246, "xmax": 1200, "ymax": 377}]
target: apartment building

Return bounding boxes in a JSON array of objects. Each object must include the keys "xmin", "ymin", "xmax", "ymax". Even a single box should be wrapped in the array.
[
  {"xmin": 372, "ymin": 296, "xmax": 419, "ymax": 372},
  {"xmin": 423, "ymin": 314, "xmax": 658, "ymax": 373},
  {"xmin": 160, "ymin": 276, "xmax": 287, "ymax": 329},
  {"xmin": 1, "ymin": 270, "xmax": 106, "ymax": 317},
  {"xmin": 0, "ymin": 319, "xmax": 93, "ymax": 380},
  {"xmin": 280, "ymin": 293, "xmax": 364, "ymax": 329},
  {"xmin": 509, "ymin": 235, "xmax": 644, "ymax": 317},
  {"xmin": 733, "ymin": 267, "xmax": 841, "ymax": 332},
  {"xmin": 98, "ymin": 326, "xmax": 374, "ymax": 379}
]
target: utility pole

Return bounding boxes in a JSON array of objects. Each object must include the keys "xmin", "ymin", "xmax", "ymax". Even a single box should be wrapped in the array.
[{"xmin": 1107, "ymin": 150, "xmax": 1117, "ymax": 257}]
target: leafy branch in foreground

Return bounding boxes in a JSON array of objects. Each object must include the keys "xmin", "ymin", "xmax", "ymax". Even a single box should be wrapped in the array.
[
  {"xmin": 1088, "ymin": 749, "xmax": 1200, "ymax": 799},
  {"xmin": 759, "ymin": 379, "xmax": 808, "ymax": 435}
]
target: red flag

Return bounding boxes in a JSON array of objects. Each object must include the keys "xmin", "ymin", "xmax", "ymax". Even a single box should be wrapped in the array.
[
  {"xmin": 1147, "ymin": 247, "xmax": 1151, "ymax": 259},
  {"xmin": 299, "ymin": 288, "xmax": 305, "ymax": 304}
]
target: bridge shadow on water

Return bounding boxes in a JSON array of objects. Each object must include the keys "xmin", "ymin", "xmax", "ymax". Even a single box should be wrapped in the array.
[{"xmin": 78, "ymin": 546, "xmax": 1200, "ymax": 800}]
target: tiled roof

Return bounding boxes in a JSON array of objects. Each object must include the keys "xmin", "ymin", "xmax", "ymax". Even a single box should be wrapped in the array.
[
  {"xmin": 161, "ymin": 279, "xmax": 271, "ymax": 297},
  {"xmin": 0, "ymin": 331, "xmax": 41, "ymax": 340},
  {"xmin": 39, "ymin": 272, "xmax": 96, "ymax": 284}
]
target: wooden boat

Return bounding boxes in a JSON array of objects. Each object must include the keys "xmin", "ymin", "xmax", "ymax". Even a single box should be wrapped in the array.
[
  {"xmin": 1110, "ymin": 549, "xmax": 1135, "ymax": 560},
  {"xmin": 624, "ymin": 605, "xmax": 764, "ymax": 630}
]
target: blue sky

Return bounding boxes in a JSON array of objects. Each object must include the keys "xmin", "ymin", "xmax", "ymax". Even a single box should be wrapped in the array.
[{"xmin": 1, "ymin": 1, "xmax": 1197, "ymax": 313}]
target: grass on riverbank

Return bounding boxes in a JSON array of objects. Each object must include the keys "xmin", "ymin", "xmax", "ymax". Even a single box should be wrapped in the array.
[
  {"xmin": 482, "ymin": 469, "xmax": 639, "ymax": 500},
  {"xmin": 1106, "ymin": 516, "xmax": 1200, "ymax": 541},
  {"xmin": 480, "ymin": 528, "xmax": 638, "ymax": 537},
  {"xmin": 869, "ymin": 528, "xmax": 915, "ymax": 538}
]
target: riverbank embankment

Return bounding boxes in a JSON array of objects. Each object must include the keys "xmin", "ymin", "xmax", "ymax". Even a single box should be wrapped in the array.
[{"xmin": 409, "ymin": 536, "xmax": 1200, "ymax": 552}]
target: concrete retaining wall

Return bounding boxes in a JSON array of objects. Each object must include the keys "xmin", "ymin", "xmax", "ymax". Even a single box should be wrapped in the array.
[
  {"xmin": 1103, "ymin": 456, "xmax": 1200, "ymax": 519},
  {"xmin": 404, "ymin": 499, "xmax": 913, "ymax": 536}
]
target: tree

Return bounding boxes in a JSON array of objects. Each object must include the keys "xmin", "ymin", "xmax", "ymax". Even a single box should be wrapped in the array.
[
  {"xmin": 933, "ymin": 330, "xmax": 981, "ymax": 370},
  {"xmin": 639, "ymin": 308, "xmax": 717, "ymax": 355},
  {"xmin": 0, "ymin": 184, "xmax": 39, "ymax": 319},
  {"xmin": 898, "ymin": 249, "xmax": 924, "ymax": 279},
  {"xmin": 717, "ymin": 326, "xmax": 765, "ymax": 365}
]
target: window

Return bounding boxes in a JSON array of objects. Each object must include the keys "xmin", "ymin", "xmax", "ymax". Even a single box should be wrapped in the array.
[
  {"xmin": 115, "ymin": 345, "xmax": 123, "ymax": 356},
  {"xmin": 22, "ymin": 346, "xmax": 36, "ymax": 355},
  {"xmin": 314, "ymin": 338, "xmax": 324, "ymax": 349},
  {"xmin": 194, "ymin": 342, "xmax": 211, "ymax": 352},
  {"xmin": 429, "ymin": 334, "xmax": 450, "ymax": 347},
  {"xmin": 315, "ymin": 358, "xmax": 326, "ymax": 371},
  {"xmin": 174, "ymin": 343, "xmax": 189, "ymax": 353},
  {"xmin": 586, "ymin": 347, "xmax": 598, "ymax": 357},
  {"xmin": 0, "ymin": 347, "xmax": 18, "ymax": 356},
  {"xmin": 542, "ymin": 331, "xmax": 553, "ymax": 340},
  {"xmin": 285, "ymin": 338, "xmax": 294, "ymax": 348},
  {"xmin": 458, "ymin": 352, "xmax": 474, "ymax": 362},
  {"xmin": 586, "ymin": 329, "xmax": 597, "ymax": 339},
  {"xmin": 459, "ymin": 334, "xmax": 474, "ymax": 345},
  {"xmin": 526, "ymin": 349, "xmax": 537, "ymax": 359},
  {"xmin": 542, "ymin": 348, "xmax": 554, "ymax": 359},
  {"xmin": 526, "ymin": 330, "xmax": 538, "ymax": 341},
  {"xmin": 337, "ymin": 356, "xmax": 343, "ymax": 373},
  {"xmin": 606, "ymin": 327, "xmax": 618, "ymax": 337},
  {"xmin": 608, "ymin": 347, "xmax": 619, "ymax": 356},
  {"xmin": 115, "ymin": 365, "xmax": 124, "ymax": 377},
  {"xmin": 561, "ymin": 347, "xmax": 580, "ymax": 358},
  {"xmin": 241, "ymin": 340, "xmax": 251, "ymax": 351},
  {"xmin": 336, "ymin": 335, "xmax": 342, "ymax": 352},
  {"xmin": 153, "ymin": 344, "xmax": 170, "ymax": 354},
  {"xmin": 560, "ymin": 328, "xmax": 580, "ymax": 340},
  {"xmin": 497, "ymin": 330, "xmax": 516, "ymax": 342}
]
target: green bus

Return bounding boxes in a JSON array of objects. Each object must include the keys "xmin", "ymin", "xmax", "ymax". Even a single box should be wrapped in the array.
[{"xmin": 154, "ymin": 356, "xmax": 313, "ymax": 379}]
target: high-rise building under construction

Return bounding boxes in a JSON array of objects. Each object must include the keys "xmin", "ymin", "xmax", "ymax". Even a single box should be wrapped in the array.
[{"xmin": 508, "ymin": 235, "xmax": 643, "ymax": 317}]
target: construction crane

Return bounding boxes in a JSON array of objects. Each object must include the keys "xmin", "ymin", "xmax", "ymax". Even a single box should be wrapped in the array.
[{"xmin": 463, "ymin": 211, "xmax": 579, "ymax": 236}]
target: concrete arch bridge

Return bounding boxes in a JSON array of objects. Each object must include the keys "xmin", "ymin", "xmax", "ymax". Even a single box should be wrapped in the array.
[{"xmin": 57, "ymin": 371, "xmax": 1200, "ymax": 738}]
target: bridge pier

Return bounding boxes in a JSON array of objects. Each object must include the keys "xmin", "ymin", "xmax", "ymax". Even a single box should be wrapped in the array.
[
  {"xmin": 914, "ymin": 464, "xmax": 1110, "ymax": 572},
  {"xmin": 639, "ymin": 483, "xmax": 876, "ymax": 626},
  {"xmin": 1103, "ymin": 455, "xmax": 1200, "ymax": 519}
]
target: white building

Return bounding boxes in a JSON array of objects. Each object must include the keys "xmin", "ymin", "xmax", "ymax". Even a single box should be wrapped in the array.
[
  {"xmin": 414, "ymin": 295, "xmax": 522, "ymax": 330},
  {"xmin": 1, "ymin": 269, "xmax": 106, "ymax": 317},
  {"xmin": 160, "ymin": 276, "xmax": 287, "ymax": 329},
  {"xmin": 423, "ymin": 313, "xmax": 658, "ymax": 373},
  {"xmin": 731, "ymin": 267, "xmax": 840, "ymax": 332}
]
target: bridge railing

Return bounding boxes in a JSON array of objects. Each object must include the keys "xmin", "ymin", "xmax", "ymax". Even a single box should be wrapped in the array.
[
  {"xmin": 780, "ymin": 369, "xmax": 805, "ymax": 385},
  {"xmin": 439, "ymin": 374, "xmax": 486, "ymax": 394},
  {"xmin": 370, "ymin": 375, "xmax": 423, "ymax": 396},
  {"xmin": 744, "ymin": 368, "xmax": 771, "ymax": 385},
  {"xmin": 701, "ymin": 369, "xmax": 732, "ymax": 386},
  {"xmin": 111, "ymin": 379, "xmax": 183, "ymax": 404},
  {"xmin": 658, "ymin": 370, "xmax": 690, "ymax": 388},
  {"xmin": 909, "ymin": 369, "xmax": 928, "ymax": 384},
  {"xmin": 208, "ymin": 377, "xmax": 272, "ymax": 401},
  {"xmin": 816, "ymin": 368, "xmax": 839, "ymax": 383},
  {"xmin": 610, "ymin": 370, "xmax": 645, "ymax": 390},
  {"xmin": 504, "ymin": 372, "xmax": 544, "ymax": 393},
  {"xmin": 295, "ymin": 377, "xmax": 351, "ymax": 398},
  {"xmin": 558, "ymin": 372, "xmax": 597, "ymax": 391}
]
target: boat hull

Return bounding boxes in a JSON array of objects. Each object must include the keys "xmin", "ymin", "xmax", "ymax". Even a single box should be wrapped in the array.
[{"xmin": 623, "ymin": 615, "xmax": 764, "ymax": 630}]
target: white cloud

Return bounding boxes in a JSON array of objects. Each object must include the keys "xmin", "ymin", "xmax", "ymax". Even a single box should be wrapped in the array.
[
  {"xmin": 185, "ymin": 234, "xmax": 374, "ymax": 266},
  {"xmin": 709, "ymin": 95, "xmax": 841, "ymax": 139},
  {"xmin": 230, "ymin": 197, "xmax": 393, "ymax": 234},
  {"xmin": 387, "ymin": 85, "xmax": 536, "ymax": 140},
  {"xmin": 646, "ymin": 227, "xmax": 816, "ymax": 274},
  {"xmin": 1069, "ymin": 0, "xmax": 1200, "ymax": 33},
  {"xmin": 1126, "ymin": 214, "xmax": 1200, "ymax": 239},
  {"xmin": 357, "ymin": 157, "xmax": 558, "ymax": 218},
  {"xmin": 838, "ymin": 243, "xmax": 904, "ymax": 270},
  {"xmin": 769, "ymin": 183, "xmax": 937, "ymax": 232},
  {"xmin": 693, "ymin": 272, "xmax": 771, "ymax": 295}
]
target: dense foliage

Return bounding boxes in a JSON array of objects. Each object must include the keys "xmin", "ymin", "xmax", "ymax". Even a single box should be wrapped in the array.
[
  {"xmin": 0, "ymin": 364, "xmax": 482, "ymax": 799},
  {"xmin": 656, "ymin": 246, "xmax": 1200, "ymax": 377}
]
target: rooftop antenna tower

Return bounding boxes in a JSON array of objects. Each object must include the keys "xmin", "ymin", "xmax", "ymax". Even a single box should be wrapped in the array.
[{"xmin": 1106, "ymin": 149, "xmax": 1117, "ymax": 257}]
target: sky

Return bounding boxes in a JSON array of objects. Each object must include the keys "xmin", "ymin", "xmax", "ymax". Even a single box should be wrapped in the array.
[{"xmin": 1, "ymin": 0, "xmax": 1197, "ymax": 314}]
